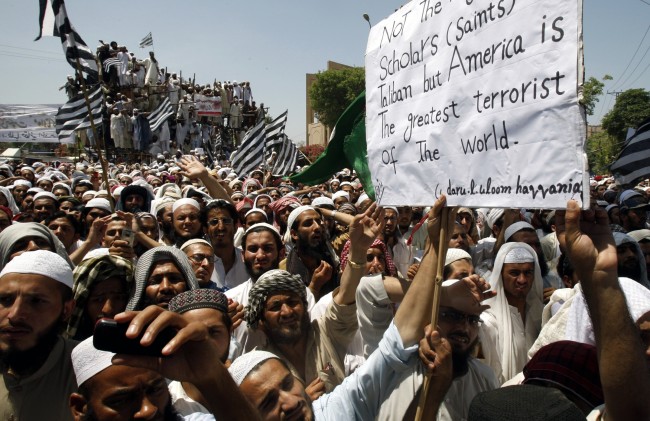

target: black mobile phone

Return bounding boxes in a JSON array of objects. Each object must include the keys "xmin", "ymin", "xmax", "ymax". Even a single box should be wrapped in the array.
[{"xmin": 93, "ymin": 318, "xmax": 176, "ymax": 357}]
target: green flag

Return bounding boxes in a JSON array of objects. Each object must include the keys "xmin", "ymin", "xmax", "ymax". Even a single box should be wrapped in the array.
[{"xmin": 291, "ymin": 91, "xmax": 375, "ymax": 200}]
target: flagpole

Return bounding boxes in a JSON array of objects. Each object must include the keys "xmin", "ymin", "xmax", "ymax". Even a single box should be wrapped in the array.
[{"xmin": 74, "ymin": 57, "xmax": 115, "ymax": 212}]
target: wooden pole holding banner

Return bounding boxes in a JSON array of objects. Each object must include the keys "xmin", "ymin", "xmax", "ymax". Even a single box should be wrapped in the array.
[
  {"xmin": 414, "ymin": 206, "xmax": 449, "ymax": 421},
  {"xmin": 74, "ymin": 58, "xmax": 115, "ymax": 212}
]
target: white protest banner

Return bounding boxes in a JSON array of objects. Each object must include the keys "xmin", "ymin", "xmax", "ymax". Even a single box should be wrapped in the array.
[
  {"xmin": 195, "ymin": 94, "xmax": 222, "ymax": 117},
  {"xmin": 365, "ymin": 0, "xmax": 587, "ymax": 208},
  {"xmin": 0, "ymin": 104, "xmax": 72, "ymax": 143}
]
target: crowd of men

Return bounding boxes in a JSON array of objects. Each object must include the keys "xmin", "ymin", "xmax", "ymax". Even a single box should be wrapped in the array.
[
  {"xmin": 0, "ymin": 151, "xmax": 648, "ymax": 420},
  {"xmin": 63, "ymin": 39, "xmax": 264, "ymax": 162}
]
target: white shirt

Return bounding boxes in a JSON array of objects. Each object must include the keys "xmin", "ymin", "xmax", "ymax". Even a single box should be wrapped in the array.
[{"xmin": 212, "ymin": 247, "xmax": 248, "ymax": 291}]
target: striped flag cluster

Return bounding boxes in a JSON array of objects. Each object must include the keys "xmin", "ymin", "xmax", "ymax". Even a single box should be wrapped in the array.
[
  {"xmin": 230, "ymin": 120, "xmax": 266, "ymax": 177},
  {"xmin": 147, "ymin": 98, "xmax": 174, "ymax": 132},
  {"xmin": 55, "ymin": 84, "xmax": 103, "ymax": 141},
  {"xmin": 35, "ymin": 0, "xmax": 98, "ymax": 79},
  {"xmin": 270, "ymin": 135, "xmax": 299, "ymax": 176},
  {"xmin": 265, "ymin": 110, "xmax": 288, "ymax": 148},
  {"xmin": 611, "ymin": 118, "xmax": 650, "ymax": 185},
  {"xmin": 103, "ymin": 57, "xmax": 121, "ymax": 73},
  {"xmin": 140, "ymin": 32, "xmax": 154, "ymax": 48}
]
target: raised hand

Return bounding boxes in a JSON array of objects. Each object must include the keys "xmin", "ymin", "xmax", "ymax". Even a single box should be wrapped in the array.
[
  {"xmin": 178, "ymin": 154, "xmax": 208, "ymax": 180},
  {"xmin": 555, "ymin": 200, "xmax": 617, "ymax": 284},
  {"xmin": 348, "ymin": 202, "xmax": 385, "ymax": 256}
]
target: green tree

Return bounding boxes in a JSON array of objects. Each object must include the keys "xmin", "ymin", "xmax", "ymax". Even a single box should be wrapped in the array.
[
  {"xmin": 601, "ymin": 88, "xmax": 650, "ymax": 143},
  {"xmin": 586, "ymin": 130, "xmax": 619, "ymax": 174},
  {"xmin": 582, "ymin": 74, "xmax": 611, "ymax": 116},
  {"xmin": 309, "ymin": 67, "xmax": 365, "ymax": 128}
]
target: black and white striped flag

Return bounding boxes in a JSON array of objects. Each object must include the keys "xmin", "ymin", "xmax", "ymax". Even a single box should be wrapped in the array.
[
  {"xmin": 265, "ymin": 110, "xmax": 288, "ymax": 148},
  {"xmin": 103, "ymin": 57, "xmax": 121, "ymax": 73},
  {"xmin": 35, "ymin": 0, "xmax": 99, "ymax": 79},
  {"xmin": 55, "ymin": 84, "xmax": 103, "ymax": 141},
  {"xmin": 147, "ymin": 98, "xmax": 175, "ymax": 132},
  {"xmin": 140, "ymin": 32, "xmax": 154, "ymax": 48},
  {"xmin": 271, "ymin": 135, "xmax": 299, "ymax": 176},
  {"xmin": 231, "ymin": 120, "xmax": 266, "ymax": 177},
  {"xmin": 611, "ymin": 118, "xmax": 650, "ymax": 185}
]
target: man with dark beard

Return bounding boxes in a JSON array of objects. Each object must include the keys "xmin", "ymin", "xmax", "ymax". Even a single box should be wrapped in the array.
[
  {"xmin": 613, "ymin": 231, "xmax": 650, "ymax": 288},
  {"xmin": 280, "ymin": 206, "xmax": 338, "ymax": 300},
  {"xmin": 155, "ymin": 197, "xmax": 176, "ymax": 246},
  {"xmin": 0, "ymin": 250, "xmax": 76, "ymax": 420},
  {"xmin": 226, "ymin": 223, "xmax": 316, "ymax": 353}
]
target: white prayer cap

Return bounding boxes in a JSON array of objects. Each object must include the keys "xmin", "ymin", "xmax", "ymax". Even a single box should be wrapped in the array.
[
  {"xmin": 72, "ymin": 336, "xmax": 115, "ymax": 386},
  {"xmin": 339, "ymin": 181, "xmax": 352, "ymax": 187},
  {"xmin": 180, "ymin": 238, "xmax": 213, "ymax": 251},
  {"xmin": 445, "ymin": 248, "xmax": 472, "ymax": 266},
  {"xmin": 0, "ymin": 250, "xmax": 73, "ymax": 289},
  {"xmin": 13, "ymin": 180, "xmax": 32, "ymax": 188},
  {"xmin": 504, "ymin": 221, "xmax": 535, "ymax": 242},
  {"xmin": 332, "ymin": 191, "xmax": 349, "ymax": 201},
  {"xmin": 82, "ymin": 190, "xmax": 97, "ymax": 199},
  {"xmin": 228, "ymin": 350, "xmax": 279, "ymax": 386},
  {"xmin": 20, "ymin": 167, "xmax": 35, "ymax": 173},
  {"xmin": 112, "ymin": 186, "xmax": 125, "ymax": 199},
  {"xmin": 172, "ymin": 198, "xmax": 200, "ymax": 213},
  {"xmin": 311, "ymin": 197, "xmax": 334, "ymax": 208},
  {"xmin": 503, "ymin": 244, "xmax": 535, "ymax": 264},
  {"xmin": 287, "ymin": 206, "xmax": 314, "ymax": 233},
  {"xmin": 26, "ymin": 187, "xmax": 44, "ymax": 195},
  {"xmin": 85, "ymin": 198, "xmax": 112, "ymax": 213},
  {"xmin": 356, "ymin": 193, "xmax": 369, "ymax": 206},
  {"xmin": 245, "ymin": 208, "xmax": 267, "ymax": 219},
  {"xmin": 33, "ymin": 191, "xmax": 59, "ymax": 203},
  {"xmin": 485, "ymin": 208, "xmax": 504, "ymax": 230}
]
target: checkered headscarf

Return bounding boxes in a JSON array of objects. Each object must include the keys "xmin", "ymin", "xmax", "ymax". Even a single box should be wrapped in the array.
[
  {"xmin": 66, "ymin": 255, "xmax": 134, "ymax": 339},
  {"xmin": 245, "ymin": 269, "xmax": 306, "ymax": 329}
]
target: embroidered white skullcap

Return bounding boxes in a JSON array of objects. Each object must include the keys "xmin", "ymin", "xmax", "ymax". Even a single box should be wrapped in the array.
[
  {"xmin": 33, "ymin": 191, "xmax": 59, "ymax": 202},
  {"xmin": 485, "ymin": 208, "xmax": 504, "ymax": 229},
  {"xmin": 172, "ymin": 198, "xmax": 200, "ymax": 213},
  {"xmin": 228, "ymin": 350, "xmax": 280, "ymax": 386},
  {"xmin": 13, "ymin": 180, "xmax": 32, "ymax": 188},
  {"xmin": 504, "ymin": 221, "xmax": 535, "ymax": 242},
  {"xmin": 72, "ymin": 336, "xmax": 115, "ymax": 386},
  {"xmin": 0, "ymin": 250, "xmax": 73, "ymax": 288},
  {"xmin": 332, "ymin": 191, "xmax": 349, "ymax": 201},
  {"xmin": 445, "ymin": 248, "xmax": 472, "ymax": 266},
  {"xmin": 85, "ymin": 198, "xmax": 111, "ymax": 213},
  {"xmin": 180, "ymin": 238, "xmax": 213, "ymax": 252},
  {"xmin": 503, "ymin": 245, "xmax": 535, "ymax": 264},
  {"xmin": 311, "ymin": 197, "xmax": 334, "ymax": 208}
]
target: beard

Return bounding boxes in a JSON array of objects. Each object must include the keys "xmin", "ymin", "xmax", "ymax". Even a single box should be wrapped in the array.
[
  {"xmin": 265, "ymin": 311, "xmax": 310, "ymax": 345},
  {"xmin": 619, "ymin": 260, "xmax": 642, "ymax": 283},
  {"xmin": 245, "ymin": 256, "xmax": 280, "ymax": 282},
  {"xmin": 450, "ymin": 336, "xmax": 479, "ymax": 377},
  {"xmin": 82, "ymin": 396, "xmax": 182, "ymax": 421},
  {"xmin": 0, "ymin": 313, "xmax": 63, "ymax": 376}
]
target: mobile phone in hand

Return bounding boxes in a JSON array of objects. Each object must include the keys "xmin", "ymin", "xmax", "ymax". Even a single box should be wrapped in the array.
[
  {"xmin": 93, "ymin": 319, "xmax": 176, "ymax": 357},
  {"xmin": 121, "ymin": 228, "xmax": 135, "ymax": 247}
]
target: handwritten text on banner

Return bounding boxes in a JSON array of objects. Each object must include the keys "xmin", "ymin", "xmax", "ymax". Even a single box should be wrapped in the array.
[{"xmin": 365, "ymin": 0, "xmax": 587, "ymax": 208}]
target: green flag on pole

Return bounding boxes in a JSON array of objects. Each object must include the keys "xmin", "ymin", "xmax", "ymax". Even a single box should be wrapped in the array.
[{"xmin": 291, "ymin": 91, "xmax": 375, "ymax": 200}]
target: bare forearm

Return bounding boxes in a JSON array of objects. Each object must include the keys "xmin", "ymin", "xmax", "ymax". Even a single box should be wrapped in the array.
[
  {"xmin": 581, "ymin": 273, "xmax": 650, "ymax": 420},
  {"xmin": 334, "ymin": 249, "xmax": 366, "ymax": 305},
  {"xmin": 199, "ymin": 173, "xmax": 232, "ymax": 203},
  {"xmin": 195, "ymin": 365, "xmax": 262, "ymax": 420},
  {"xmin": 395, "ymin": 246, "xmax": 437, "ymax": 346}
]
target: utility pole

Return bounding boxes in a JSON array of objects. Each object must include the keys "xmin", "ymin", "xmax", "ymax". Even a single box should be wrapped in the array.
[{"xmin": 607, "ymin": 90, "xmax": 624, "ymax": 98}]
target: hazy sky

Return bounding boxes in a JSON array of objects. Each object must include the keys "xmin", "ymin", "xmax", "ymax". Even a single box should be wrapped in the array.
[{"xmin": 1, "ymin": 0, "xmax": 648, "ymax": 145}]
